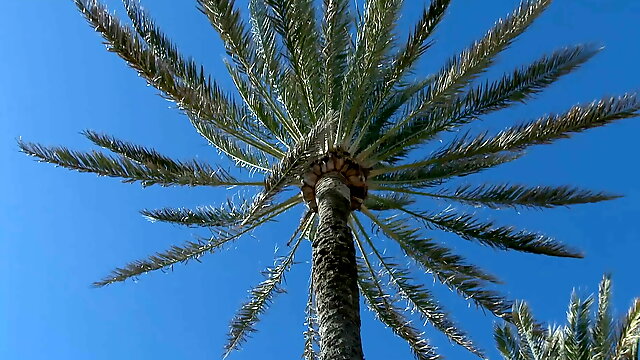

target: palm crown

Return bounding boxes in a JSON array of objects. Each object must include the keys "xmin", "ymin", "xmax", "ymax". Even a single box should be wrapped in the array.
[
  {"xmin": 19, "ymin": 0, "xmax": 639, "ymax": 359},
  {"xmin": 494, "ymin": 275, "xmax": 640, "ymax": 360}
]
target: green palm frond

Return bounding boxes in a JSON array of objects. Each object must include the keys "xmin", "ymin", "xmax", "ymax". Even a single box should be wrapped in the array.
[
  {"xmin": 511, "ymin": 302, "xmax": 547, "ymax": 360},
  {"xmin": 83, "ymin": 130, "xmax": 264, "ymax": 182},
  {"xmin": 140, "ymin": 198, "xmax": 251, "ymax": 227},
  {"xmin": 18, "ymin": 139, "xmax": 253, "ymax": 187},
  {"xmin": 432, "ymin": 94, "xmax": 640, "ymax": 163},
  {"xmin": 614, "ymin": 298, "xmax": 640, "ymax": 360},
  {"xmin": 242, "ymin": 119, "xmax": 332, "ymax": 225},
  {"xmin": 358, "ymin": 0, "xmax": 552, "ymax": 160},
  {"xmin": 190, "ymin": 119, "xmax": 275, "ymax": 172},
  {"xmin": 198, "ymin": 0, "xmax": 301, "ymax": 141},
  {"xmin": 496, "ymin": 276, "xmax": 640, "ymax": 360},
  {"xmin": 76, "ymin": 0, "xmax": 287, "ymax": 164},
  {"xmin": 303, "ymin": 273, "xmax": 319, "ymax": 360},
  {"xmin": 495, "ymin": 323, "xmax": 527, "ymax": 360},
  {"xmin": 415, "ymin": 184, "xmax": 620, "ymax": 209},
  {"xmin": 349, "ymin": 0, "xmax": 451, "ymax": 153},
  {"xmin": 564, "ymin": 293, "xmax": 594, "ymax": 360},
  {"xmin": 361, "ymin": 207, "xmax": 513, "ymax": 319},
  {"xmin": 370, "ymin": 153, "xmax": 521, "ymax": 188},
  {"xmin": 368, "ymin": 44, "xmax": 600, "ymax": 160},
  {"xmin": 94, "ymin": 195, "xmax": 301, "ymax": 287},
  {"xmin": 398, "ymin": 207, "xmax": 582, "ymax": 258},
  {"xmin": 25, "ymin": 0, "xmax": 640, "ymax": 358},
  {"xmin": 224, "ymin": 212, "xmax": 313, "ymax": 357},
  {"xmin": 355, "ymin": 240, "xmax": 439, "ymax": 360},
  {"xmin": 592, "ymin": 274, "xmax": 615, "ymax": 360},
  {"xmin": 265, "ymin": 0, "xmax": 323, "ymax": 126},
  {"xmin": 356, "ymin": 78, "xmax": 433, "ymax": 154},
  {"xmin": 363, "ymin": 193, "xmax": 415, "ymax": 212},
  {"xmin": 340, "ymin": 0, "xmax": 403, "ymax": 145},
  {"xmin": 352, "ymin": 216, "xmax": 484, "ymax": 357},
  {"xmin": 321, "ymin": 0, "xmax": 352, "ymax": 115}
]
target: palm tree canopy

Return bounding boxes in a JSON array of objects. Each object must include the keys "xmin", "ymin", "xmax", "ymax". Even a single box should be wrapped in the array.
[
  {"xmin": 18, "ymin": 0, "xmax": 639, "ymax": 359},
  {"xmin": 494, "ymin": 275, "xmax": 640, "ymax": 360}
]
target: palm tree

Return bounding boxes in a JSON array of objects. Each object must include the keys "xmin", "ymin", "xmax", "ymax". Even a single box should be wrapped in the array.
[
  {"xmin": 18, "ymin": 0, "xmax": 639, "ymax": 359},
  {"xmin": 494, "ymin": 275, "xmax": 640, "ymax": 360}
]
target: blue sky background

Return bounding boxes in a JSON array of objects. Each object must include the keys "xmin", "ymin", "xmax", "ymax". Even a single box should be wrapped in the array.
[{"xmin": 1, "ymin": 1, "xmax": 639, "ymax": 359}]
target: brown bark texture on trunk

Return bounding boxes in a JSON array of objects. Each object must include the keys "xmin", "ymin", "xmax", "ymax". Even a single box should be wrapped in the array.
[{"xmin": 312, "ymin": 174, "xmax": 365, "ymax": 360}]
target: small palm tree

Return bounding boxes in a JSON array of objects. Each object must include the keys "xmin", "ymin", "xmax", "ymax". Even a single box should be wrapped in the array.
[
  {"xmin": 494, "ymin": 275, "xmax": 640, "ymax": 360},
  {"xmin": 19, "ymin": 0, "xmax": 639, "ymax": 359}
]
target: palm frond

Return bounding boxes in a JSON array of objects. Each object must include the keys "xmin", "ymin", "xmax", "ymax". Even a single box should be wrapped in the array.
[
  {"xmin": 19, "ymin": 139, "xmax": 252, "ymax": 187},
  {"xmin": 363, "ymin": 193, "xmax": 416, "ymax": 212},
  {"xmin": 431, "ymin": 94, "xmax": 640, "ymax": 163},
  {"xmin": 398, "ymin": 207, "xmax": 582, "ymax": 258},
  {"xmin": 592, "ymin": 274, "xmax": 615, "ymax": 360},
  {"xmin": 358, "ymin": 0, "xmax": 552, "ymax": 160},
  {"xmin": 614, "ymin": 298, "xmax": 640, "ymax": 360},
  {"xmin": 265, "ymin": 0, "xmax": 323, "ymax": 126},
  {"xmin": 355, "ymin": 78, "xmax": 432, "ymax": 154},
  {"xmin": 361, "ymin": 207, "xmax": 513, "ymax": 319},
  {"xmin": 370, "ymin": 153, "xmax": 521, "ymax": 188},
  {"xmin": 224, "ymin": 212, "xmax": 312, "ymax": 357},
  {"xmin": 241, "ymin": 118, "xmax": 332, "ymax": 225},
  {"xmin": 390, "ymin": 0, "xmax": 450, "ymax": 84},
  {"xmin": 494, "ymin": 323, "xmax": 527, "ymax": 360},
  {"xmin": 369, "ymin": 44, "xmax": 600, "ymax": 161},
  {"xmin": 190, "ymin": 119, "xmax": 275, "ymax": 173},
  {"xmin": 340, "ymin": 0, "xmax": 403, "ymax": 146},
  {"xmin": 511, "ymin": 301, "xmax": 547, "ymax": 360},
  {"xmin": 355, "ymin": 241, "xmax": 440, "ymax": 360},
  {"xmin": 75, "ymin": 0, "xmax": 283, "ymax": 158},
  {"xmin": 564, "ymin": 292, "xmax": 594, "ymax": 360},
  {"xmin": 352, "ymin": 216, "xmax": 484, "ymax": 358},
  {"xmin": 93, "ymin": 195, "xmax": 301, "ymax": 287},
  {"xmin": 321, "ymin": 0, "xmax": 352, "ymax": 115},
  {"xmin": 83, "ymin": 130, "xmax": 265, "ymax": 181},
  {"xmin": 140, "ymin": 197, "xmax": 254, "ymax": 227},
  {"xmin": 416, "ymin": 184, "xmax": 620, "ymax": 209},
  {"xmin": 303, "ymin": 272, "xmax": 319, "ymax": 360}
]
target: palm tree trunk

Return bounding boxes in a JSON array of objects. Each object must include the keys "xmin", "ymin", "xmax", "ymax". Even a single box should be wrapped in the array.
[{"xmin": 312, "ymin": 174, "xmax": 364, "ymax": 360}]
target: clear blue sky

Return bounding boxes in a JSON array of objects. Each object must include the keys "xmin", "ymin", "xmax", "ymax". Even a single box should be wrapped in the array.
[{"xmin": 1, "ymin": 1, "xmax": 639, "ymax": 359}]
